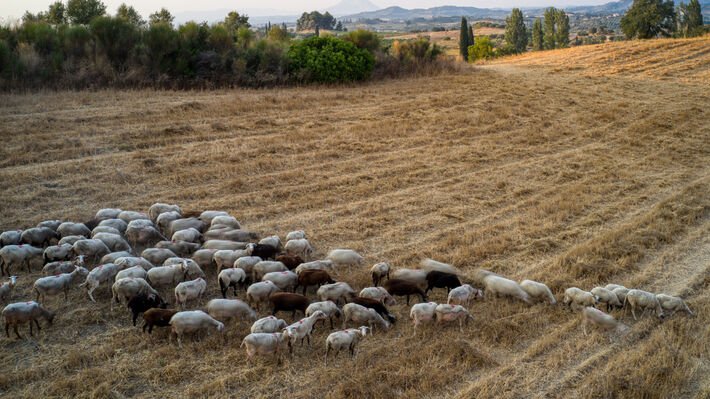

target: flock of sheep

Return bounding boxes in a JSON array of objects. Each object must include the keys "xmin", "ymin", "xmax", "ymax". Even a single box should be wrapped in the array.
[{"xmin": 0, "ymin": 203, "xmax": 695, "ymax": 363}]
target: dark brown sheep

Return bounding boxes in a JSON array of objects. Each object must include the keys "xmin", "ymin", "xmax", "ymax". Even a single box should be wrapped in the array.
[
  {"xmin": 142, "ymin": 308, "xmax": 177, "ymax": 334},
  {"xmin": 296, "ymin": 269, "xmax": 336, "ymax": 295},
  {"xmin": 269, "ymin": 292, "xmax": 310, "ymax": 319},
  {"xmin": 425, "ymin": 271, "xmax": 462, "ymax": 294},
  {"xmin": 128, "ymin": 293, "xmax": 167, "ymax": 326},
  {"xmin": 384, "ymin": 278, "xmax": 428, "ymax": 305},
  {"xmin": 275, "ymin": 255, "xmax": 304, "ymax": 270}
]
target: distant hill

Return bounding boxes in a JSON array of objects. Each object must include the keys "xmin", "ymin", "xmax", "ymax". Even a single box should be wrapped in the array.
[{"xmin": 326, "ymin": 0, "xmax": 381, "ymax": 17}]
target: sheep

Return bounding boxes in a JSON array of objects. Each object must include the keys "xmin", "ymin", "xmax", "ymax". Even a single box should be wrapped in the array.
[
  {"xmin": 420, "ymin": 258, "xmax": 460, "ymax": 275},
  {"xmin": 114, "ymin": 256, "xmax": 154, "ymax": 271},
  {"xmin": 296, "ymin": 269, "xmax": 335, "ymax": 295},
  {"xmin": 171, "ymin": 228, "xmax": 203, "ymax": 244},
  {"xmin": 317, "ymin": 282, "xmax": 357, "ymax": 305},
  {"xmin": 218, "ymin": 268, "xmax": 247, "ymax": 298},
  {"xmin": 118, "ymin": 210, "xmax": 150, "ymax": 223},
  {"xmin": 100, "ymin": 251, "xmax": 133, "ymax": 265},
  {"xmin": 43, "ymin": 244, "xmax": 73, "ymax": 263},
  {"xmin": 111, "ymin": 277, "xmax": 160, "ymax": 309},
  {"xmin": 275, "ymin": 255, "xmax": 303, "ymax": 271},
  {"xmin": 246, "ymin": 243, "xmax": 279, "ymax": 261},
  {"xmin": 283, "ymin": 310, "xmax": 328, "ymax": 352},
  {"xmin": 175, "ymin": 277, "xmax": 207, "ymax": 309},
  {"xmin": 192, "ymin": 249, "xmax": 219, "ymax": 271},
  {"xmin": 294, "ymin": 260, "xmax": 335, "ymax": 275},
  {"xmin": 33, "ymin": 266, "xmax": 88, "ymax": 302},
  {"xmin": 92, "ymin": 232, "xmax": 131, "ymax": 253},
  {"xmin": 169, "ymin": 310, "xmax": 225, "ymax": 347},
  {"xmin": 342, "ymin": 303, "xmax": 391, "ymax": 333},
  {"xmin": 563, "ymin": 287, "xmax": 597, "ymax": 311},
  {"xmin": 210, "ymin": 215, "xmax": 241, "ymax": 230},
  {"xmin": 116, "ymin": 265, "xmax": 148, "ymax": 281},
  {"xmin": 251, "ymin": 316, "xmax": 288, "ymax": 333},
  {"xmin": 306, "ymin": 301, "xmax": 342, "ymax": 329},
  {"xmin": 204, "ymin": 228, "xmax": 258, "ymax": 242},
  {"xmin": 481, "ymin": 274, "xmax": 531, "ymax": 305},
  {"xmin": 285, "ymin": 230, "xmax": 306, "ymax": 241},
  {"xmin": 98, "ymin": 218, "xmax": 128, "ymax": 234},
  {"xmin": 246, "ymin": 281, "xmax": 281, "ymax": 311},
  {"xmin": 284, "ymin": 238, "xmax": 314, "ymax": 260},
  {"xmin": 92, "ymin": 226, "xmax": 122, "ymax": 237},
  {"xmin": 202, "ymin": 240, "xmax": 248, "ymax": 251},
  {"xmin": 384, "ymin": 278, "xmax": 428, "ymax": 305},
  {"xmin": 127, "ymin": 293, "xmax": 166, "ymax": 326},
  {"xmin": 262, "ymin": 271, "xmax": 298, "ymax": 292},
  {"xmin": 435, "ymin": 304, "xmax": 473, "ymax": 332},
  {"xmin": 591, "ymin": 287, "xmax": 623, "ymax": 312},
  {"xmin": 207, "ymin": 298, "xmax": 257, "ymax": 325},
  {"xmin": 409, "ymin": 302, "xmax": 438, "ymax": 336},
  {"xmin": 80, "ymin": 263, "xmax": 121, "ymax": 302},
  {"xmin": 326, "ymin": 249, "xmax": 364, "ymax": 273},
  {"xmin": 233, "ymin": 256, "xmax": 262, "ymax": 280},
  {"xmin": 156, "ymin": 211, "xmax": 182, "ymax": 236},
  {"xmin": 447, "ymin": 284, "xmax": 483, "ymax": 307},
  {"xmin": 169, "ymin": 218, "xmax": 207, "ymax": 238},
  {"xmin": 214, "ymin": 249, "xmax": 252, "ymax": 273},
  {"xmin": 655, "ymin": 294, "xmax": 693, "ymax": 317},
  {"xmin": 142, "ymin": 308, "xmax": 178, "ymax": 334},
  {"xmin": 425, "ymin": 271, "xmax": 462, "ymax": 294},
  {"xmin": 259, "ymin": 235, "xmax": 283, "ymax": 251},
  {"xmin": 37, "ymin": 220, "xmax": 62, "ymax": 231},
  {"xmin": 42, "ymin": 261, "xmax": 76, "ymax": 276},
  {"xmin": 351, "ymin": 297, "xmax": 396, "ymax": 323},
  {"xmin": 147, "ymin": 262, "xmax": 188, "ymax": 290},
  {"xmin": 269, "ymin": 292, "xmax": 310, "ymax": 318},
  {"xmin": 0, "ymin": 230, "xmax": 22, "ymax": 247},
  {"xmin": 0, "ymin": 276, "xmax": 18, "ymax": 302},
  {"xmin": 324, "ymin": 326, "xmax": 369, "ymax": 365},
  {"xmin": 582, "ymin": 307, "xmax": 629, "ymax": 336},
  {"xmin": 240, "ymin": 331, "xmax": 290, "ymax": 363},
  {"xmin": 0, "ymin": 245, "xmax": 44, "ymax": 275},
  {"xmin": 2, "ymin": 301, "xmax": 55, "ymax": 339},
  {"xmin": 95, "ymin": 208, "xmax": 122, "ymax": 221},
  {"xmin": 155, "ymin": 240, "xmax": 201, "ymax": 258},
  {"xmin": 359, "ymin": 287, "xmax": 397, "ymax": 306},
  {"xmin": 149, "ymin": 203, "xmax": 182, "ymax": 223},
  {"xmin": 520, "ymin": 280, "xmax": 557, "ymax": 305},
  {"xmin": 21, "ymin": 227, "xmax": 59, "ymax": 247},
  {"xmin": 142, "ymin": 248, "xmax": 178, "ymax": 266},
  {"xmin": 625, "ymin": 289, "xmax": 665, "ymax": 320},
  {"xmin": 125, "ymin": 224, "xmax": 167, "ymax": 252},
  {"xmin": 57, "ymin": 222, "xmax": 91, "ymax": 238},
  {"xmin": 390, "ymin": 269, "xmax": 428, "ymax": 291},
  {"xmin": 253, "ymin": 261, "xmax": 288, "ymax": 281},
  {"xmin": 612, "ymin": 287, "xmax": 630, "ymax": 306},
  {"xmin": 370, "ymin": 262, "xmax": 390, "ymax": 286},
  {"xmin": 71, "ymin": 239, "xmax": 110, "ymax": 266},
  {"xmin": 58, "ymin": 235, "xmax": 86, "ymax": 246}
]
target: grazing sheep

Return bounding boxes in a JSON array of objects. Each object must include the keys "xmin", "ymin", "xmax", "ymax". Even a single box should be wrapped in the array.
[
  {"xmin": 317, "ymin": 282, "xmax": 357, "ymax": 305},
  {"xmin": 37, "ymin": 220, "xmax": 62, "ymax": 231},
  {"xmin": 156, "ymin": 211, "xmax": 182, "ymax": 236},
  {"xmin": 342, "ymin": 303, "xmax": 391, "ymax": 333},
  {"xmin": 434, "ymin": 304, "xmax": 473, "ymax": 332},
  {"xmin": 43, "ymin": 244, "xmax": 73, "ymax": 263},
  {"xmin": 285, "ymin": 230, "xmax": 306, "ymax": 241},
  {"xmin": 324, "ymin": 326, "xmax": 369, "ymax": 365},
  {"xmin": 294, "ymin": 260, "xmax": 334, "ymax": 275},
  {"xmin": 655, "ymin": 294, "xmax": 693, "ymax": 317},
  {"xmin": 214, "ymin": 249, "xmax": 252, "ymax": 273},
  {"xmin": 410, "ymin": 302, "xmax": 438, "ymax": 336},
  {"xmin": 326, "ymin": 249, "xmax": 364, "ymax": 273},
  {"xmin": 582, "ymin": 307, "xmax": 629, "ymax": 336},
  {"xmin": 192, "ymin": 249, "xmax": 218, "ymax": 271},
  {"xmin": 563, "ymin": 287, "xmax": 597, "ymax": 311},
  {"xmin": 171, "ymin": 228, "xmax": 203, "ymax": 244},
  {"xmin": 147, "ymin": 262, "xmax": 188, "ymax": 290},
  {"xmin": 425, "ymin": 271, "xmax": 461, "ymax": 294},
  {"xmin": 0, "ymin": 245, "xmax": 44, "ymax": 275},
  {"xmin": 306, "ymin": 301, "xmax": 342, "ymax": 329},
  {"xmin": 92, "ymin": 232, "xmax": 131, "ymax": 253},
  {"xmin": 149, "ymin": 203, "xmax": 182, "ymax": 223},
  {"xmin": 100, "ymin": 251, "xmax": 133, "ymax": 265},
  {"xmin": 251, "ymin": 316, "xmax": 288, "ymax": 334},
  {"xmin": 207, "ymin": 298, "xmax": 257, "ymax": 325},
  {"xmin": 233, "ymin": 256, "xmax": 262, "ymax": 280},
  {"xmin": 118, "ymin": 211, "xmax": 149, "ymax": 223},
  {"xmin": 246, "ymin": 243, "xmax": 279, "ymax": 261},
  {"xmin": 71, "ymin": 239, "xmax": 110, "ymax": 266},
  {"xmin": 612, "ymin": 287, "xmax": 630, "ymax": 306},
  {"xmin": 111, "ymin": 277, "xmax": 160, "ymax": 309},
  {"xmin": 259, "ymin": 236, "xmax": 282, "ymax": 251},
  {"xmin": 390, "ymin": 269, "xmax": 428, "ymax": 291},
  {"xmin": 116, "ymin": 265, "xmax": 148, "ymax": 281},
  {"xmin": 2, "ymin": 301, "xmax": 55, "ymax": 339},
  {"xmin": 42, "ymin": 261, "xmax": 76, "ymax": 276},
  {"xmin": 59, "ymin": 235, "xmax": 86, "ymax": 246},
  {"xmin": 246, "ymin": 281, "xmax": 281, "ymax": 311},
  {"xmin": 296, "ymin": 269, "xmax": 336, "ymax": 295},
  {"xmin": 284, "ymin": 238, "xmax": 314, "ymax": 260},
  {"xmin": 155, "ymin": 240, "xmax": 200, "ymax": 258},
  {"xmin": 269, "ymin": 292, "xmax": 310, "ymax": 318},
  {"xmin": 127, "ymin": 293, "xmax": 166, "ymax": 326},
  {"xmin": 359, "ymin": 287, "xmax": 397, "ymax": 306},
  {"xmin": 481, "ymin": 274, "xmax": 531, "ymax": 305},
  {"xmin": 420, "ymin": 258, "xmax": 460, "ymax": 275},
  {"xmin": 218, "ymin": 268, "xmax": 247, "ymax": 298},
  {"xmin": 0, "ymin": 276, "xmax": 18, "ymax": 302},
  {"xmin": 21, "ymin": 227, "xmax": 59, "ymax": 247},
  {"xmin": 142, "ymin": 248, "xmax": 178, "ymax": 266},
  {"xmin": 33, "ymin": 267, "xmax": 88, "ymax": 302},
  {"xmin": 114, "ymin": 256, "xmax": 153, "ymax": 271},
  {"xmin": 80, "ymin": 263, "xmax": 121, "ymax": 302},
  {"xmin": 169, "ymin": 218, "xmax": 207, "ymax": 238},
  {"xmin": 262, "ymin": 271, "xmax": 298, "ymax": 292},
  {"xmin": 370, "ymin": 262, "xmax": 390, "ymax": 287},
  {"xmin": 204, "ymin": 228, "xmax": 258, "ymax": 242},
  {"xmin": 591, "ymin": 287, "xmax": 623, "ymax": 312},
  {"xmin": 57, "ymin": 222, "xmax": 91, "ymax": 238},
  {"xmin": 128, "ymin": 219, "xmax": 155, "ymax": 230},
  {"xmin": 0, "ymin": 230, "xmax": 22, "ymax": 247},
  {"xmin": 92, "ymin": 226, "xmax": 122, "ymax": 237},
  {"xmin": 240, "ymin": 331, "xmax": 290, "ymax": 363},
  {"xmin": 142, "ymin": 308, "xmax": 177, "ymax": 334},
  {"xmin": 98, "ymin": 219, "xmax": 128, "ymax": 234},
  {"xmin": 169, "ymin": 310, "xmax": 225, "ymax": 347},
  {"xmin": 284, "ymin": 311, "xmax": 328, "ymax": 352},
  {"xmin": 126, "ymin": 224, "xmax": 167, "ymax": 252},
  {"xmin": 625, "ymin": 289, "xmax": 665, "ymax": 320},
  {"xmin": 447, "ymin": 284, "xmax": 483, "ymax": 306},
  {"xmin": 202, "ymin": 240, "xmax": 248, "ymax": 251},
  {"xmin": 351, "ymin": 297, "xmax": 396, "ymax": 323},
  {"xmin": 384, "ymin": 278, "xmax": 428, "ymax": 305},
  {"xmin": 520, "ymin": 280, "xmax": 557, "ymax": 305},
  {"xmin": 275, "ymin": 255, "xmax": 303, "ymax": 271},
  {"xmin": 210, "ymin": 215, "xmax": 241, "ymax": 230},
  {"xmin": 95, "ymin": 208, "xmax": 122, "ymax": 221},
  {"xmin": 253, "ymin": 261, "xmax": 288, "ymax": 281}
]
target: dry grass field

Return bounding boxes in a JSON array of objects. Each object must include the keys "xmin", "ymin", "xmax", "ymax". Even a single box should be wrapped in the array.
[{"xmin": 0, "ymin": 36, "xmax": 709, "ymax": 398}]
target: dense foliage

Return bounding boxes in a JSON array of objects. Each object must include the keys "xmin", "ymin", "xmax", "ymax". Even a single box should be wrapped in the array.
[
  {"xmin": 621, "ymin": 0, "xmax": 676, "ymax": 39},
  {"xmin": 288, "ymin": 36, "xmax": 374, "ymax": 83},
  {"xmin": 504, "ymin": 8, "xmax": 528, "ymax": 53}
]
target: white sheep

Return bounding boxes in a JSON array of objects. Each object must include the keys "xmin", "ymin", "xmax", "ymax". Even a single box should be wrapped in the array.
[
  {"xmin": 317, "ymin": 282, "xmax": 356, "ymax": 305},
  {"xmin": 114, "ymin": 256, "xmax": 154, "ymax": 271},
  {"xmin": 207, "ymin": 298, "xmax": 257, "ymax": 325},
  {"xmin": 118, "ymin": 210, "xmax": 150, "ymax": 223},
  {"xmin": 100, "ymin": 251, "xmax": 133, "ymax": 265},
  {"xmin": 43, "ymin": 244, "xmax": 73, "ymax": 263},
  {"xmin": 591, "ymin": 287, "xmax": 622, "ymax": 311},
  {"xmin": 625, "ymin": 289, "xmax": 665, "ymax": 320},
  {"xmin": 57, "ymin": 222, "xmax": 91, "ymax": 238},
  {"xmin": 141, "ymin": 248, "xmax": 178, "ymax": 266},
  {"xmin": 98, "ymin": 218, "xmax": 128, "ymax": 234},
  {"xmin": 0, "ymin": 276, "xmax": 18, "ymax": 302},
  {"xmin": 342, "ymin": 303, "xmax": 391, "ymax": 332},
  {"xmin": 481, "ymin": 274, "xmax": 531, "ymax": 304},
  {"xmin": 202, "ymin": 240, "xmax": 247, "ymax": 251},
  {"xmin": 258, "ymin": 235, "xmax": 282, "ymax": 251},
  {"xmin": 58, "ymin": 235, "xmax": 86, "ymax": 246},
  {"xmin": 218, "ymin": 268, "xmax": 247, "ymax": 298},
  {"xmin": 447, "ymin": 284, "xmax": 483, "ymax": 307},
  {"xmin": 148, "ymin": 203, "xmax": 182, "ymax": 222},
  {"xmin": 306, "ymin": 300, "xmax": 342, "ymax": 329},
  {"xmin": 33, "ymin": 267, "xmax": 88, "ymax": 302},
  {"xmin": 246, "ymin": 281, "xmax": 280, "ymax": 311},
  {"xmin": 111, "ymin": 277, "xmax": 159, "ymax": 309},
  {"xmin": 0, "ymin": 230, "xmax": 22, "ymax": 247},
  {"xmin": 370, "ymin": 262, "xmax": 390, "ymax": 286},
  {"xmin": 420, "ymin": 258, "xmax": 460, "ymax": 275},
  {"xmin": 582, "ymin": 306, "xmax": 629, "ymax": 337},
  {"xmin": 284, "ymin": 238, "xmax": 314, "ymax": 260},
  {"xmin": 326, "ymin": 249, "xmax": 364, "ymax": 273},
  {"xmin": 233, "ymin": 256, "xmax": 263, "ymax": 278},
  {"xmin": 285, "ymin": 230, "xmax": 306, "ymax": 241},
  {"xmin": 199, "ymin": 210, "xmax": 230, "ymax": 225},
  {"xmin": 253, "ymin": 261, "xmax": 287, "ymax": 281},
  {"xmin": 95, "ymin": 208, "xmax": 122, "ymax": 221},
  {"xmin": 174, "ymin": 277, "xmax": 207, "ymax": 309},
  {"xmin": 71, "ymin": 239, "xmax": 110, "ymax": 266},
  {"xmin": 612, "ymin": 287, "xmax": 630, "ymax": 306},
  {"xmin": 435, "ymin": 304, "xmax": 473, "ymax": 332},
  {"xmin": 169, "ymin": 310, "xmax": 224, "ymax": 348},
  {"xmin": 92, "ymin": 232, "xmax": 131, "ymax": 253},
  {"xmin": 191, "ymin": 248, "xmax": 218, "ymax": 271},
  {"xmin": 359, "ymin": 286, "xmax": 397, "ymax": 306},
  {"xmin": 520, "ymin": 280, "xmax": 556, "ymax": 304},
  {"xmin": 250, "ymin": 316, "xmax": 288, "ymax": 333},
  {"xmin": 115, "ymin": 265, "xmax": 147, "ymax": 281},
  {"xmin": 92, "ymin": 226, "xmax": 122, "ymax": 237},
  {"xmin": 262, "ymin": 271, "xmax": 298, "ymax": 292},
  {"xmin": 171, "ymin": 228, "xmax": 203, "ymax": 244},
  {"xmin": 655, "ymin": 294, "xmax": 693, "ymax": 317},
  {"xmin": 2, "ymin": 301, "xmax": 55, "ymax": 339},
  {"xmin": 604, "ymin": 283, "xmax": 626, "ymax": 292},
  {"xmin": 391, "ymin": 268, "xmax": 428, "ymax": 291},
  {"xmin": 409, "ymin": 302, "xmax": 438, "ymax": 336},
  {"xmin": 0, "ymin": 245, "xmax": 45, "ymax": 275},
  {"xmin": 324, "ymin": 326, "xmax": 369, "ymax": 365},
  {"xmin": 146, "ymin": 262, "xmax": 188, "ymax": 289},
  {"xmin": 210, "ymin": 215, "xmax": 241, "ymax": 230},
  {"xmin": 214, "ymin": 249, "xmax": 252, "ymax": 273},
  {"xmin": 42, "ymin": 261, "xmax": 76, "ymax": 276},
  {"xmin": 240, "ymin": 331, "xmax": 290, "ymax": 363},
  {"xmin": 36, "ymin": 220, "xmax": 61, "ymax": 231},
  {"xmin": 203, "ymin": 228, "xmax": 257, "ymax": 242},
  {"xmin": 294, "ymin": 260, "xmax": 334, "ymax": 275},
  {"xmin": 156, "ymin": 211, "xmax": 182, "ymax": 235},
  {"xmin": 80, "ymin": 263, "xmax": 121, "ymax": 302},
  {"xmin": 284, "ymin": 310, "xmax": 328, "ymax": 351},
  {"xmin": 563, "ymin": 287, "xmax": 597, "ymax": 311}
]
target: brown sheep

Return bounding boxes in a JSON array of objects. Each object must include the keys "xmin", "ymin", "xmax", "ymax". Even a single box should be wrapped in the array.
[
  {"xmin": 384, "ymin": 279, "xmax": 428, "ymax": 305},
  {"xmin": 275, "ymin": 255, "xmax": 304, "ymax": 271},
  {"xmin": 296, "ymin": 269, "xmax": 336, "ymax": 295},
  {"xmin": 269, "ymin": 292, "xmax": 310, "ymax": 319},
  {"xmin": 142, "ymin": 308, "xmax": 178, "ymax": 334}
]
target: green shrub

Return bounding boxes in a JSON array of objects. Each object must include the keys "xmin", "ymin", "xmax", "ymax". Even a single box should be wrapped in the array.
[
  {"xmin": 343, "ymin": 29, "xmax": 380, "ymax": 53},
  {"xmin": 467, "ymin": 36, "xmax": 495, "ymax": 61},
  {"xmin": 90, "ymin": 16, "xmax": 139, "ymax": 71},
  {"xmin": 288, "ymin": 36, "xmax": 374, "ymax": 83}
]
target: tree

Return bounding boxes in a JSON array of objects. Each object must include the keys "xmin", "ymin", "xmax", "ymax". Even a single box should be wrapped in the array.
[
  {"xmin": 621, "ymin": 0, "xmax": 676, "ymax": 39},
  {"xmin": 555, "ymin": 10, "xmax": 570, "ymax": 48},
  {"xmin": 679, "ymin": 0, "xmax": 704, "ymax": 37},
  {"xmin": 467, "ymin": 36, "xmax": 494, "ymax": 61},
  {"xmin": 459, "ymin": 17, "xmax": 471, "ymax": 60},
  {"xmin": 543, "ymin": 7, "xmax": 556, "ymax": 49},
  {"xmin": 47, "ymin": 2, "xmax": 67, "ymax": 25},
  {"xmin": 67, "ymin": 0, "xmax": 107, "ymax": 25},
  {"xmin": 469, "ymin": 25, "xmax": 475, "ymax": 47},
  {"xmin": 335, "ymin": 21, "xmax": 344, "ymax": 31},
  {"xmin": 532, "ymin": 18, "xmax": 543, "ymax": 51},
  {"xmin": 267, "ymin": 25, "xmax": 290, "ymax": 42},
  {"xmin": 224, "ymin": 11, "xmax": 250, "ymax": 32},
  {"xmin": 143, "ymin": 22, "xmax": 178, "ymax": 76},
  {"xmin": 504, "ymin": 8, "xmax": 527, "ymax": 53},
  {"xmin": 149, "ymin": 8, "xmax": 174, "ymax": 26},
  {"xmin": 117, "ymin": 4, "xmax": 145, "ymax": 27},
  {"xmin": 296, "ymin": 11, "xmax": 336, "ymax": 31},
  {"xmin": 90, "ymin": 16, "xmax": 139, "ymax": 71}
]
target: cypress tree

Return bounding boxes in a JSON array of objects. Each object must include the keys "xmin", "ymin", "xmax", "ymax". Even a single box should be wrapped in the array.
[
  {"xmin": 504, "ymin": 8, "xmax": 527, "ymax": 53},
  {"xmin": 459, "ymin": 17, "xmax": 470, "ymax": 60},
  {"xmin": 469, "ymin": 24, "xmax": 475, "ymax": 46},
  {"xmin": 555, "ymin": 10, "xmax": 570, "ymax": 48},
  {"xmin": 532, "ymin": 18, "xmax": 543, "ymax": 51},
  {"xmin": 543, "ymin": 7, "xmax": 556, "ymax": 50}
]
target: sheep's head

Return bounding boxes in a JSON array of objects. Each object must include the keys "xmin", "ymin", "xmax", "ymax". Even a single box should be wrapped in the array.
[
  {"xmin": 359, "ymin": 326, "xmax": 370, "ymax": 336},
  {"xmin": 311, "ymin": 310, "xmax": 327, "ymax": 320},
  {"xmin": 245, "ymin": 243, "xmax": 256, "ymax": 255},
  {"xmin": 9, "ymin": 276, "xmax": 17, "ymax": 286},
  {"xmin": 216, "ymin": 322, "xmax": 225, "ymax": 332}
]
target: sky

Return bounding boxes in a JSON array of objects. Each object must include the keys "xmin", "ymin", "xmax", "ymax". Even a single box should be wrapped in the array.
[{"xmin": 2, "ymin": 0, "xmax": 612, "ymax": 20}]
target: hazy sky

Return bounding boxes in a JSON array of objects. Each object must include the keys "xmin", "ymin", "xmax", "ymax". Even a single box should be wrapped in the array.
[{"xmin": 3, "ymin": 0, "xmax": 612, "ymax": 20}]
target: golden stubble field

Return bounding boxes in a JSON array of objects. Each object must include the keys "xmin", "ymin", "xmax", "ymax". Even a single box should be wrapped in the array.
[{"xmin": 0, "ymin": 36, "xmax": 708, "ymax": 398}]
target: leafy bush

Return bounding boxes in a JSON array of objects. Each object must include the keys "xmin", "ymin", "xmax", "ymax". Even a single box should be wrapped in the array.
[
  {"xmin": 467, "ymin": 36, "xmax": 495, "ymax": 61},
  {"xmin": 391, "ymin": 37, "xmax": 441, "ymax": 63},
  {"xmin": 343, "ymin": 29, "xmax": 380, "ymax": 53},
  {"xmin": 90, "ymin": 16, "xmax": 139, "ymax": 71},
  {"xmin": 288, "ymin": 36, "xmax": 374, "ymax": 83}
]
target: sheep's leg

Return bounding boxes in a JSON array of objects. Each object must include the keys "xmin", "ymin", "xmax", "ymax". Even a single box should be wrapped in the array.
[
  {"xmin": 13, "ymin": 325, "xmax": 22, "ymax": 339},
  {"xmin": 583, "ymin": 320, "xmax": 588, "ymax": 336},
  {"xmin": 29, "ymin": 321, "xmax": 33, "ymax": 336},
  {"xmin": 631, "ymin": 307, "xmax": 638, "ymax": 321},
  {"xmin": 406, "ymin": 295, "xmax": 411, "ymax": 306},
  {"xmin": 324, "ymin": 346, "xmax": 329, "ymax": 366},
  {"xmin": 329, "ymin": 317, "xmax": 334, "ymax": 329},
  {"xmin": 4, "ymin": 322, "xmax": 9, "ymax": 338},
  {"xmin": 88, "ymin": 287, "xmax": 96, "ymax": 303},
  {"xmin": 34, "ymin": 319, "xmax": 41, "ymax": 331}
]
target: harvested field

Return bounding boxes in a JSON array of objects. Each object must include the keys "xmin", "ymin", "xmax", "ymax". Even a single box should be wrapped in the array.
[{"xmin": 0, "ymin": 36, "xmax": 708, "ymax": 398}]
